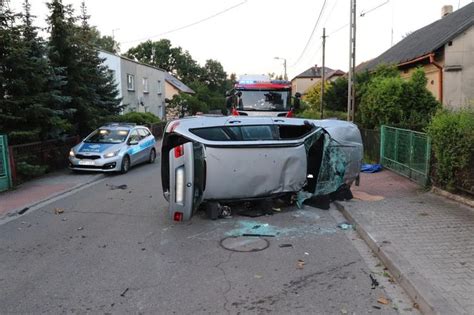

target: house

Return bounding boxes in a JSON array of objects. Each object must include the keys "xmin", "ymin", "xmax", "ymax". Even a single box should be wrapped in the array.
[
  {"xmin": 359, "ymin": 3, "xmax": 474, "ymax": 109},
  {"xmin": 291, "ymin": 66, "xmax": 345, "ymax": 96},
  {"xmin": 164, "ymin": 72, "xmax": 195, "ymax": 100},
  {"xmin": 99, "ymin": 50, "xmax": 194, "ymax": 120}
]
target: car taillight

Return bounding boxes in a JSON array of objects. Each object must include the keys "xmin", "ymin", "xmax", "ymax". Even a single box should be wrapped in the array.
[
  {"xmin": 286, "ymin": 110, "xmax": 294, "ymax": 118},
  {"xmin": 175, "ymin": 166, "xmax": 185, "ymax": 204},
  {"xmin": 174, "ymin": 145, "xmax": 184, "ymax": 158},
  {"xmin": 173, "ymin": 212, "xmax": 183, "ymax": 221}
]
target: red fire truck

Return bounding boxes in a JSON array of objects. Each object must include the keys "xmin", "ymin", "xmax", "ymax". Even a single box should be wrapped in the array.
[{"xmin": 226, "ymin": 75, "xmax": 300, "ymax": 117}]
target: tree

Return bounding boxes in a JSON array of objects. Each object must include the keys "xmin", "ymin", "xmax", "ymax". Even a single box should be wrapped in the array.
[
  {"xmin": 324, "ymin": 77, "xmax": 348, "ymax": 112},
  {"xmin": 359, "ymin": 67, "xmax": 439, "ymax": 130},
  {"xmin": 201, "ymin": 59, "xmax": 227, "ymax": 93},
  {"xmin": 0, "ymin": 0, "xmax": 70, "ymax": 143},
  {"xmin": 46, "ymin": 0, "xmax": 121, "ymax": 136},
  {"xmin": 90, "ymin": 26, "xmax": 120, "ymax": 53}
]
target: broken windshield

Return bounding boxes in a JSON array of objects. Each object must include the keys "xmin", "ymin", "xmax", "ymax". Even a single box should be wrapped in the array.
[{"xmin": 239, "ymin": 90, "xmax": 289, "ymax": 111}]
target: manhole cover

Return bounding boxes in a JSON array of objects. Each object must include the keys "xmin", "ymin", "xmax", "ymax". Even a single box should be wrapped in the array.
[{"xmin": 220, "ymin": 236, "xmax": 270, "ymax": 252}]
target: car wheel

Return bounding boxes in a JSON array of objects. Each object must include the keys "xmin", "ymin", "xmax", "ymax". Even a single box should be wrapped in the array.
[
  {"xmin": 120, "ymin": 155, "xmax": 130, "ymax": 174},
  {"xmin": 148, "ymin": 148, "xmax": 156, "ymax": 163}
]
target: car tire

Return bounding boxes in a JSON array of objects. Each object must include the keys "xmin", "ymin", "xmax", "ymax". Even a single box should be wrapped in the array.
[
  {"xmin": 148, "ymin": 148, "xmax": 156, "ymax": 163},
  {"xmin": 120, "ymin": 155, "xmax": 130, "ymax": 174}
]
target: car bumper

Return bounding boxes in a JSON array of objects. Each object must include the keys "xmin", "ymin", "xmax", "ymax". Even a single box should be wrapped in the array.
[{"xmin": 69, "ymin": 156, "xmax": 122, "ymax": 172}]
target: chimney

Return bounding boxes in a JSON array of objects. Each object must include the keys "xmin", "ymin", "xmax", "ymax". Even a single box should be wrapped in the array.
[{"xmin": 441, "ymin": 5, "xmax": 453, "ymax": 17}]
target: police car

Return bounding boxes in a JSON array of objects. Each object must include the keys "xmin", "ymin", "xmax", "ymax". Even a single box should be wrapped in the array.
[{"xmin": 69, "ymin": 123, "xmax": 156, "ymax": 173}]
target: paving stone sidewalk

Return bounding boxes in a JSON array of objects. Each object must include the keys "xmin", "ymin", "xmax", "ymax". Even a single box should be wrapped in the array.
[
  {"xmin": 0, "ymin": 170, "xmax": 104, "ymax": 218},
  {"xmin": 338, "ymin": 170, "xmax": 474, "ymax": 315}
]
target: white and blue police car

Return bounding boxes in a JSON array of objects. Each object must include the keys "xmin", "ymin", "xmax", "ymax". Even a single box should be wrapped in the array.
[{"xmin": 69, "ymin": 123, "xmax": 156, "ymax": 173}]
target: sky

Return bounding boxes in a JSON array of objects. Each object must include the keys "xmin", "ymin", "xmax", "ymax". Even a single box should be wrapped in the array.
[{"xmin": 9, "ymin": 0, "xmax": 474, "ymax": 79}]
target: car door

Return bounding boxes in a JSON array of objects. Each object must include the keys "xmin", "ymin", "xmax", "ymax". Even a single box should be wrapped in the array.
[
  {"xmin": 137, "ymin": 128, "xmax": 153, "ymax": 162},
  {"xmin": 168, "ymin": 141, "xmax": 205, "ymax": 221},
  {"xmin": 127, "ymin": 129, "xmax": 142, "ymax": 165}
]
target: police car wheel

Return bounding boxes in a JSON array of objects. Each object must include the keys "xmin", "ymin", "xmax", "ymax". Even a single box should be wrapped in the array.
[
  {"xmin": 121, "ymin": 155, "xmax": 130, "ymax": 174},
  {"xmin": 149, "ymin": 149, "xmax": 156, "ymax": 163}
]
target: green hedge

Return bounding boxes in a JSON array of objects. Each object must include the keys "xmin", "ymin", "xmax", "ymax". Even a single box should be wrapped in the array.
[
  {"xmin": 427, "ymin": 108, "xmax": 474, "ymax": 191},
  {"xmin": 106, "ymin": 112, "xmax": 161, "ymax": 125}
]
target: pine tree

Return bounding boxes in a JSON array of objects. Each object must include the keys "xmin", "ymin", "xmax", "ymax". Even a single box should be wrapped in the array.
[{"xmin": 47, "ymin": 0, "xmax": 120, "ymax": 136}]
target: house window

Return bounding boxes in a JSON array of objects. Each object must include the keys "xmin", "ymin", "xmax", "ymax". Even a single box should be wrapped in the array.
[
  {"xmin": 143, "ymin": 77, "xmax": 149, "ymax": 93},
  {"xmin": 127, "ymin": 74, "xmax": 135, "ymax": 91},
  {"xmin": 157, "ymin": 80, "xmax": 162, "ymax": 94}
]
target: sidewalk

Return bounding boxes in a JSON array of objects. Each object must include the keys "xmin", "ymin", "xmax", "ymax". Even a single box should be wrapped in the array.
[
  {"xmin": 336, "ymin": 170, "xmax": 474, "ymax": 314},
  {"xmin": 0, "ymin": 170, "xmax": 104, "ymax": 218}
]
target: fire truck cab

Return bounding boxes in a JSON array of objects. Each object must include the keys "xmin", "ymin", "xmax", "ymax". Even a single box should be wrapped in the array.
[{"xmin": 226, "ymin": 75, "xmax": 299, "ymax": 117}]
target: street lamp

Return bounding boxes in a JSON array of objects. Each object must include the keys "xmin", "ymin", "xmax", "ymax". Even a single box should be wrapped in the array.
[{"xmin": 274, "ymin": 57, "xmax": 287, "ymax": 80}]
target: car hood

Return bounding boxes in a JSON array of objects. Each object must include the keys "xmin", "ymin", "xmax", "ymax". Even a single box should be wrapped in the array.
[{"xmin": 76, "ymin": 142, "xmax": 123, "ymax": 154}]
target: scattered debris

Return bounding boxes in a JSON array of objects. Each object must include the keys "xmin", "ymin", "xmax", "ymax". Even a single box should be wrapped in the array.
[
  {"xmin": 272, "ymin": 207, "xmax": 281, "ymax": 212},
  {"xmin": 141, "ymin": 248, "xmax": 146, "ymax": 251},
  {"xmin": 337, "ymin": 222, "xmax": 354, "ymax": 230},
  {"xmin": 296, "ymin": 259, "xmax": 305, "ymax": 269},
  {"xmin": 61, "ymin": 218, "xmax": 67, "ymax": 221},
  {"xmin": 219, "ymin": 205, "xmax": 232, "ymax": 218},
  {"xmin": 340, "ymin": 307, "xmax": 348, "ymax": 314},
  {"xmin": 418, "ymin": 212, "xmax": 429, "ymax": 216},
  {"xmin": 382, "ymin": 240, "xmax": 391, "ymax": 244},
  {"xmin": 372, "ymin": 305, "xmax": 382, "ymax": 310},
  {"xmin": 304, "ymin": 252, "xmax": 309, "ymax": 256},
  {"xmin": 413, "ymin": 302, "xmax": 419, "ymax": 309},
  {"xmin": 377, "ymin": 297, "xmax": 390, "ymax": 305},
  {"xmin": 383, "ymin": 271, "xmax": 391, "ymax": 278},
  {"xmin": 370, "ymin": 274, "xmax": 379, "ymax": 289},
  {"xmin": 120, "ymin": 288, "xmax": 129, "ymax": 297},
  {"xmin": 81, "ymin": 235, "xmax": 86, "ymax": 239},
  {"xmin": 279, "ymin": 244, "xmax": 293, "ymax": 248},
  {"xmin": 54, "ymin": 208, "xmax": 64, "ymax": 215},
  {"xmin": 254, "ymin": 274, "xmax": 263, "ymax": 279},
  {"xmin": 77, "ymin": 227, "xmax": 84, "ymax": 231},
  {"xmin": 108, "ymin": 184, "xmax": 128, "ymax": 190},
  {"xmin": 242, "ymin": 233, "xmax": 275, "ymax": 237},
  {"xmin": 18, "ymin": 207, "xmax": 29, "ymax": 215}
]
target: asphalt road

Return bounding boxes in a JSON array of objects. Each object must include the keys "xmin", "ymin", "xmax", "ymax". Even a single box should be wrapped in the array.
[{"xmin": 0, "ymin": 160, "xmax": 411, "ymax": 314}]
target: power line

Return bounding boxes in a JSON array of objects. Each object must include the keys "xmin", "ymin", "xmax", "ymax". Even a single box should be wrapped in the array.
[
  {"xmin": 360, "ymin": 0, "xmax": 389, "ymax": 17},
  {"xmin": 327, "ymin": 23, "xmax": 348, "ymax": 36},
  {"xmin": 290, "ymin": 0, "xmax": 327, "ymax": 67},
  {"xmin": 121, "ymin": 0, "xmax": 247, "ymax": 44}
]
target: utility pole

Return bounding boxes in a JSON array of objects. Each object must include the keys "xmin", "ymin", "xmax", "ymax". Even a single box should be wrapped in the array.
[
  {"xmin": 320, "ymin": 27, "xmax": 326, "ymax": 119},
  {"xmin": 347, "ymin": 0, "xmax": 356, "ymax": 121}
]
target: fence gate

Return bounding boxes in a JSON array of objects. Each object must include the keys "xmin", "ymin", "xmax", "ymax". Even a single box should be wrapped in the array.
[
  {"xmin": 0, "ymin": 135, "xmax": 12, "ymax": 192},
  {"xmin": 380, "ymin": 125, "xmax": 431, "ymax": 186}
]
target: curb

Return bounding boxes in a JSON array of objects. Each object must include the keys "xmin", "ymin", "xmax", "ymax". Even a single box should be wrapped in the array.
[
  {"xmin": 334, "ymin": 200, "xmax": 459, "ymax": 315},
  {"xmin": 1, "ymin": 174, "xmax": 106, "ymax": 223},
  {"xmin": 431, "ymin": 186, "xmax": 474, "ymax": 208}
]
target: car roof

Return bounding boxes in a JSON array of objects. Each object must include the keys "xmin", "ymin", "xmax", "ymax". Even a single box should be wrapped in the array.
[{"xmin": 99, "ymin": 123, "xmax": 147, "ymax": 130}]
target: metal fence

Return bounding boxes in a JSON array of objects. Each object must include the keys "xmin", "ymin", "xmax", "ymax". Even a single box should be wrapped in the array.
[
  {"xmin": 9, "ymin": 136, "xmax": 80, "ymax": 184},
  {"xmin": 359, "ymin": 128, "xmax": 380, "ymax": 163},
  {"xmin": 381, "ymin": 125, "xmax": 431, "ymax": 186},
  {"xmin": 0, "ymin": 135, "xmax": 12, "ymax": 192}
]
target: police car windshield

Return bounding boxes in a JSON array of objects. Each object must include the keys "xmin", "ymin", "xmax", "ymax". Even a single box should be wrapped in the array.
[
  {"xmin": 84, "ymin": 129, "xmax": 129, "ymax": 144},
  {"xmin": 239, "ymin": 90, "xmax": 289, "ymax": 111}
]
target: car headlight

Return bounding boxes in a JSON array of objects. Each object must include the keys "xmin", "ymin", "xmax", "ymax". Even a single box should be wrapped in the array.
[
  {"xmin": 104, "ymin": 150, "xmax": 120, "ymax": 158},
  {"xmin": 69, "ymin": 149, "xmax": 75, "ymax": 157}
]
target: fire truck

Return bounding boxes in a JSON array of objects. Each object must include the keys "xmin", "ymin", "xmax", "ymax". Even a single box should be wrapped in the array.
[{"xmin": 226, "ymin": 75, "xmax": 300, "ymax": 117}]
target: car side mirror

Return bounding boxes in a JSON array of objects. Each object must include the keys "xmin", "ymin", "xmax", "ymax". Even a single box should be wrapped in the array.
[{"xmin": 128, "ymin": 139, "xmax": 139, "ymax": 146}]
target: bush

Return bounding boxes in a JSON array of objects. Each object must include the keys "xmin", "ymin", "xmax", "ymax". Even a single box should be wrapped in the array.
[
  {"xmin": 16, "ymin": 161, "xmax": 48, "ymax": 178},
  {"xmin": 298, "ymin": 108, "xmax": 347, "ymax": 120},
  {"xmin": 107, "ymin": 112, "xmax": 161, "ymax": 125},
  {"xmin": 427, "ymin": 108, "xmax": 474, "ymax": 191},
  {"xmin": 358, "ymin": 67, "xmax": 439, "ymax": 130}
]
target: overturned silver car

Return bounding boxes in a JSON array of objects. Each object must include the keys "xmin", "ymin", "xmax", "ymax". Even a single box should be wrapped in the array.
[{"xmin": 161, "ymin": 116, "xmax": 363, "ymax": 221}]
